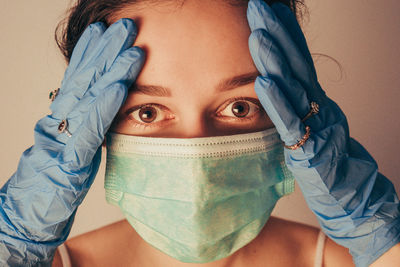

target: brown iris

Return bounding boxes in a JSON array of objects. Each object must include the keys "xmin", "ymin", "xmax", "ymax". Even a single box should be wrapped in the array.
[
  {"xmin": 231, "ymin": 101, "xmax": 250, "ymax": 118},
  {"xmin": 139, "ymin": 106, "xmax": 158, "ymax": 123}
]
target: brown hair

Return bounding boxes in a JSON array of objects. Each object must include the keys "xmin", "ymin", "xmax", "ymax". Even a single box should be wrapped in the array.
[{"xmin": 55, "ymin": 0, "xmax": 306, "ymax": 63}]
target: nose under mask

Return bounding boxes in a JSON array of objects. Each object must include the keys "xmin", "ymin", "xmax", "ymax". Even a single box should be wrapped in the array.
[{"xmin": 104, "ymin": 128, "xmax": 294, "ymax": 263}]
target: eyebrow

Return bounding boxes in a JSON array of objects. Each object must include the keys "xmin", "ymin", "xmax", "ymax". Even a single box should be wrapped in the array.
[{"xmin": 129, "ymin": 71, "xmax": 259, "ymax": 97}]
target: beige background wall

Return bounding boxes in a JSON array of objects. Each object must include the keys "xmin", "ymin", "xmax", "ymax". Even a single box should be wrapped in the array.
[{"xmin": 0, "ymin": 0, "xmax": 399, "ymax": 238}]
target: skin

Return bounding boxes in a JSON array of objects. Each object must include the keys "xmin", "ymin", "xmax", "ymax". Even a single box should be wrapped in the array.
[
  {"xmin": 53, "ymin": 0, "xmax": 400, "ymax": 266},
  {"xmin": 109, "ymin": 0, "xmax": 273, "ymax": 137}
]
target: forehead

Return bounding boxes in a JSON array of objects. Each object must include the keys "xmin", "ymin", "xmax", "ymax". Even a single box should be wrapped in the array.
[{"xmin": 110, "ymin": 0, "xmax": 256, "ymax": 93}]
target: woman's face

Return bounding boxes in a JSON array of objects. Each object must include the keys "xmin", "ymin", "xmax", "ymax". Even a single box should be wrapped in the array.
[{"xmin": 110, "ymin": 0, "xmax": 273, "ymax": 138}]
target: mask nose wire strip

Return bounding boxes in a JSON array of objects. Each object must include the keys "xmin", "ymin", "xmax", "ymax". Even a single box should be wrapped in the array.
[{"xmin": 106, "ymin": 128, "xmax": 282, "ymax": 158}]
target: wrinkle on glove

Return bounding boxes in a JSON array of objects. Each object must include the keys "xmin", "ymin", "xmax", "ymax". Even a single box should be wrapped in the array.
[
  {"xmin": 247, "ymin": 1, "xmax": 400, "ymax": 266},
  {"xmin": 0, "ymin": 18, "xmax": 145, "ymax": 266}
]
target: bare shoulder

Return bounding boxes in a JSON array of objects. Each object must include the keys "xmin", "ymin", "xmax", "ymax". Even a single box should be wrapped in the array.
[
  {"xmin": 52, "ymin": 248, "xmax": 63, "ymax": 267},
  {"xmin": 324, "ymin": 234, "xmax": 354, "ymax": 267},
  {"xmin": 61, "ymin": 219, "xmax": 136, "ymax": 267},
  {"xmin": 257, "ymin": 217, "xmax": 354, "ymax": 267},
  {"xmin": 266, "ymin": 217, "xmax": 321, "ymax": 267}
]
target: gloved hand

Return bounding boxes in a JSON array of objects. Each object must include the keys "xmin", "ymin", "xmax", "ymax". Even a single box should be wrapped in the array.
[
  {"xmin": 0, "ymin": 18, "xmax": 144, "ymax": 266},
  {"xmin": 247, "ymin": 0, "xmax": 400, "ymax": 266}
]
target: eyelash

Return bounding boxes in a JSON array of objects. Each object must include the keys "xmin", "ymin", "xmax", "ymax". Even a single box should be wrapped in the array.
[
  {"xmin": 124, "ymin": 97, "xmax": 263, "ymax": 129},
  {"xmin": 125, "ymin": 103, "xmax": 174, "ymax": 129},
  {"xmin": 214, "ymin": 97, "xmax": 261, "ymax": 121}
]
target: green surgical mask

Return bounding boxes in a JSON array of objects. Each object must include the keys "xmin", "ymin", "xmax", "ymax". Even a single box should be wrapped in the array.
[{"xmin": 104, "ymin": 128, "xmax": 294, "ymax": 263}]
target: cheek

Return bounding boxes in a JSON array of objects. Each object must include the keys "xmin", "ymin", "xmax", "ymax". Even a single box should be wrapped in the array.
[
  {"xmin": 109, "ymin": 99, "xmax": 132, "ymax": 133},
  {"xmin": 109, "ymin": 113, "xmax": 125, "ymax": 133},
  {"xmin": 211, "ymin": 113, "xmax": 274, "ymax": 135}
]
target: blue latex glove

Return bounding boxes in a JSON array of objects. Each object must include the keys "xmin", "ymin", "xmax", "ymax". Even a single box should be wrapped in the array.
[
  {"xmin": 0, "ymin": 18, "xmax": 144, "ymax": 266},
  {"xmin": 247, "ymin": 1, "xmax": 400, "ymax": 266}
]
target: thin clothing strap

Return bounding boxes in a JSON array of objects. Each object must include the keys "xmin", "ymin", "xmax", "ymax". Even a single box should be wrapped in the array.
[
  {"xmin": 57, "ymin": 243, "xmax": 72, "ymax": 267},
  {"xmin": 314, "ymin": 230, "xmax": 326, "ymax": 267}
]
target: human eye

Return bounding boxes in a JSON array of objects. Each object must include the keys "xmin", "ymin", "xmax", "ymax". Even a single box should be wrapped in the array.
[
  {"xmin": 215, "ymin": 97, "xmax": 264, "ymax": 121},
  {"xmin": 125, "ymin": 104, "xmax": 175, "ymax": 129}
]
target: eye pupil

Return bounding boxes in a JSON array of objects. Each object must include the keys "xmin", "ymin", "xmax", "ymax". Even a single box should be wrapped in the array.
[
  {"xmin": 139, "ymin": 106, "xmax": 157, "ymax": 123},
  {"xmin": 232, "ymin": 101, "xmax": 250, "ymax": 118}
]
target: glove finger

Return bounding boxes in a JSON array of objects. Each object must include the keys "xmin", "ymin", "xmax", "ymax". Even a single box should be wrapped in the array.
[
  {"xmin": 249, "ymin": 28, "xmax": 310, "ymax": 119},
  {"xmin": 247, "ymin": 0, "xmax": 321, "ymax": 100},
  {"xmin": 85, "ymin": 18, "xmax": 139, "ymax": 76},
  {"xmin": 68, "ymin": 46, "xmax": 144, "ymax": 128},
  {"xmin": 51, "ymin": 18, "xmax": 138, "ymax": 119},
  {"xmin": 51, "ymin": 23, "xmax": 106, "ymax": 117},
  {"xmin": 254, "ymin": 76, "xmax": 306, "ymax": 146},
  {"xmin": 271, "ymin": 3, "xmax": 317, "ymax": 76},
  {"xmin": 64, "ymin": 83, "xmax": 125, "ymax": 168},
  {"xmin": 64, "ymin": 47, "xmax": 145, "ymax": 167},
  {"xmin": 61, "ymin": 22, "xmax": 107, "ymax": 84},
  {"xmin": 40, "ymin": 46, "xmax": 144, "ymax": 147}
]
